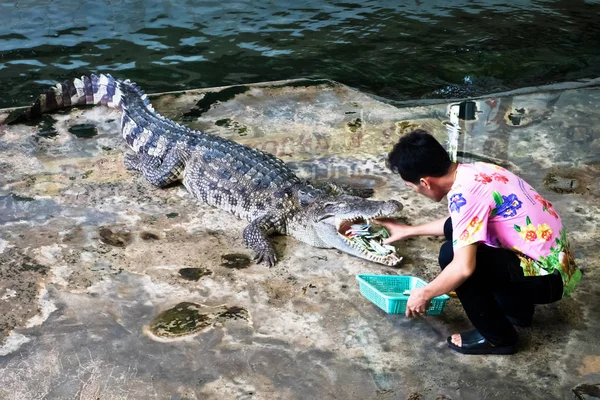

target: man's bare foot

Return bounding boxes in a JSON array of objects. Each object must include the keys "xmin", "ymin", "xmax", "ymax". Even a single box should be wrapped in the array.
[
  {"xmin": 451, "ymin": 332, "xmax": 496, "ymax": 348},
  {"xmin": 447, "ymin": 330, "xmax": 515, "ymax": 354},
  {"xmin": 451, "ymin": 333, "xmax": 462, "ymax": 347}
]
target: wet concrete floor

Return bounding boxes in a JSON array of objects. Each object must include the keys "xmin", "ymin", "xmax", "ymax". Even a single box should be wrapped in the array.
[{"xmin": 0, "ymin": 78, "xmax": 599, "ymax": 399}]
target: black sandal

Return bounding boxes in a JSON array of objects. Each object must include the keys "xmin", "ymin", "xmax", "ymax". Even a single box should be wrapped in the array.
[{"xmin": 447, "ymin": 329, "xmax": 516, "ymax": 355}]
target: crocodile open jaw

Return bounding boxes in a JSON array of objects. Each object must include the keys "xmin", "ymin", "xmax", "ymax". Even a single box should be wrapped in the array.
[{"xmin": 336, "ymin": 217, "xmax": 403, "ymax": 266}]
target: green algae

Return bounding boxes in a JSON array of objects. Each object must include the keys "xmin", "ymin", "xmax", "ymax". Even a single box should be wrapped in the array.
[
  {"xmin": 98, "ymin": 227, "xmax": 132, "ymax": 247},
  {"xmin": 166, "ymin": 212, "xmax": 179, "ymax": 219},
  {"xmin": 220, "ymin": 253, "xmax": 251, "ymax": 269},
  {"xmin": 347, "ymin": 118, "xmax": 363, "ymax": 133},
  {"xmin": 182, "ymin": 85, "xmax": 250, "ymax": 120},
  {"xmin": 139, "ymin": 231, "xmax": 160, "ymax": 241},
  {"xmin": 507, "ymin": 107, "xmax": 526, "ymax": 126},
  {"xmin": 148, "ymin": 302, "xmax": 212, "ymax": 338},
  {"xmin": 147, "ymin": 303, "xmax": 250, "ymax": 338},
  {"xmin": 266, "ymin": 78, "xmax": 336, "ymax": 90},
  {"xmin": 4, "ymin": 112, "xmax": 58, "ymax": 136},
  {"xmin": 69, "ymin": 124, "xmax": 98, "ymax": 138},
  {"xmin": 215, "ymin": 118, "xmax": 249, "ymax": 136},
  {"xmin": 218, "ymin": 306, "xmax": 249, "ymax": 321},
  {"xmin": 20, "ymin": 262, "xmax": 48, "ymax": 274},
  {"xmin": 11, "ymin": 193, "xmax": 35, "ymax": 202},
  {"xmin": 178, "ymin": 267, "xmax": 212, "ymax": 281},
  {"xmin": 395, "ymin": 121, "xmax": 418, "ymax": 136},
  {"xmin": 37, "ymin": 115, "xmax": 59, "ymax": 138},
  {"xmin": 543, "ymin": 169, "xmax": 588, "ymax": 194}
]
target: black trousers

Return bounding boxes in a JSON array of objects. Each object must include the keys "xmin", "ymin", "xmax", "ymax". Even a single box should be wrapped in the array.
[{"xmin": 439, "ymin": 217, "xmax": 563, "ymax": 346}]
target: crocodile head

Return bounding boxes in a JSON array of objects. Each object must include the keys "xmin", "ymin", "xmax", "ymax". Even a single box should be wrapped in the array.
[{"xmin": 289, "ymin": 196, "xmax": 403, "ymax": 266}]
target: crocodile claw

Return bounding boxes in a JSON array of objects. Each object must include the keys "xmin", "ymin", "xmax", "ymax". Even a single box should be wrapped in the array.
[{"xmin": 253, "ymin": 250, "xmax": 277, "ymax": 268}]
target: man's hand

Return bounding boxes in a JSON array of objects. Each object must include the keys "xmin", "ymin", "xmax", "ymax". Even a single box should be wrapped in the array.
[
  {"xmin": 374, "ymin": 218, "xmax": 413, "ymax": 244},
  {"xmin": 405, "ymin": 286, "xmax": 431, "ymax": 318}
]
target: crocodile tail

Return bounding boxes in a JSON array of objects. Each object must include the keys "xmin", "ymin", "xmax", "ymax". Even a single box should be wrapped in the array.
[{"xmin": 3, "ymin": 73, "xmax": 129, "ymax": 124}]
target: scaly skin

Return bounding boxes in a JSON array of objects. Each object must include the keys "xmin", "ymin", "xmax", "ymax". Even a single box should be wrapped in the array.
[{"xmin": 3, "ymin": 74, "xmax": 403, "ymax": 266}]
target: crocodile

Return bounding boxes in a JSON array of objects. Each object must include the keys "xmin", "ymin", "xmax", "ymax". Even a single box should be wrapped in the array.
[{"xmin": 4, "ymin": 74, "xmax": 403, "ymax": 267}]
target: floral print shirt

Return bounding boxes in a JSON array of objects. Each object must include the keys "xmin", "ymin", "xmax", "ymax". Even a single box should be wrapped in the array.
[{"xmin": 448, "ymin": 162, "xmax": 581, "ymax": 296}]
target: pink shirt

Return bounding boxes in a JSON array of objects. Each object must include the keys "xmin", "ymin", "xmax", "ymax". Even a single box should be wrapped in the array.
[{"xmin": 447, "ymin": 163, "xmax": 580, "ymax": 295}]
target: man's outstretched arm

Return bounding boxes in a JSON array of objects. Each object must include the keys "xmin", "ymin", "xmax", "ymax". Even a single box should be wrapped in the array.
[{"xmin": 376, "ymin": 215, "xmax": 449, "ymax": 243}]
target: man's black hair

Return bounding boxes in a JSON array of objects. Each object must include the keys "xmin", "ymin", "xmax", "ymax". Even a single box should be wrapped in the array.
[{"xmin": 386, "ymin": 129, "xmax": 452, "ymax": 184}]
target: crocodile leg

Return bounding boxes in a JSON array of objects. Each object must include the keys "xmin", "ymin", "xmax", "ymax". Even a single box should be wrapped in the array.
[
  {"xmin": 124, "ymin": 148, "xmax": 186, "ymax": 187},
  {"xmin": 124, "ymin": 151, "xmax": 157, "ymax": 172},
  {"xmin": 243, "ymin": 214, "xmax": 284, "ymax": 267}
]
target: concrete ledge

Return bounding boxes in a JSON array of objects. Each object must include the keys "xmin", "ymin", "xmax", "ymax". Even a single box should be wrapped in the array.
[{"xmin": 1, "ymin": 79, "xmax": 599, "ymax": 399}]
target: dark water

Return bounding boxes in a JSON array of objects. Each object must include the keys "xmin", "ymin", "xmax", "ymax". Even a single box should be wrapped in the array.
[{"xmin": 1, "ymin": 0, "xmax": 599, "ymax": 108}]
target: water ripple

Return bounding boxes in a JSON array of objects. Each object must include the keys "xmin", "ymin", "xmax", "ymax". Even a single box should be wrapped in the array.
[{"xmin": 0, "ymin": 0, "xmax": 599, "ymax": 107}]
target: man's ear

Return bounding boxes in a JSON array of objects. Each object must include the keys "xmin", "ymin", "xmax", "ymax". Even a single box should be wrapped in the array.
[{"xmin": 419, "ymin": 177, "xmax": 431, "ymax": 190}]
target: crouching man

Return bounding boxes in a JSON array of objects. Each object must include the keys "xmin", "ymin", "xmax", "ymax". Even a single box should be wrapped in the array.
[{"xmin": 377, "ymin": 129, "xmax": 581, "ymax": 355}]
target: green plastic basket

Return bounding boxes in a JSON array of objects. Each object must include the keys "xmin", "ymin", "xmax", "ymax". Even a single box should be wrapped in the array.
[{"xmin": 356, "ymin": 274, "xmax": 450, "ymax": 315}]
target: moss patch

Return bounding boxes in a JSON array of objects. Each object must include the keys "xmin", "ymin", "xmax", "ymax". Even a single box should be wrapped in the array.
[
  {"xmin": 140, "ymin": 231, "xmax": 160, "ymax": 241},
  {"xmin": 218, "ymin": 306, "xmax": 249, "ymax": 321},
  {"xmin": 98, "ymin": 227, "xmax": 133, "ymax": 247},
  {"xmin": 148, "ymin": 302, "xmax": 212, "ymax": 338},
  {"xmin": 36, "ymin": 115, "xmax": 59, "ymax": 138},
  {"xmin": 347, "ymin": 118, "xmax": 363, "ymax": 133},
  {"xmin": 147, "ymin": 302, "xmax": 249, "ymax": 338},
  {"xmin": 221, "ymin": 253, "xmax": 251, "ymax": 269},
  {"xmin": 10, "ymin": 193, "xmax": 35, "ymax": 202},
  {"xmin": 178, "ymin": 267, "xmax": 212, "ymax": 281},
  {"xmin": 182, "ymin": 86, "xmax": 250, "ymax": 120},
  {"xmin": 395, "ymin": 121, "xmax": 418, "ymax": 136},
  {"xmin": 543, "ymin": 169, "xmax": 588, "ymax": 194},
  {"xmin": 215, "ymin": 118, "xmax": 249, "ymax": 136},
  {"xmin": 20, "ymin": 261, "xmax": 48, "ymax": 274},
  {"xmin": 69, "ymin": 124, "xmax": 98, "ymax": 138},
  {"xmin": 267, "ymin": 79, "xmax": 336, "ymax": 90}
]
